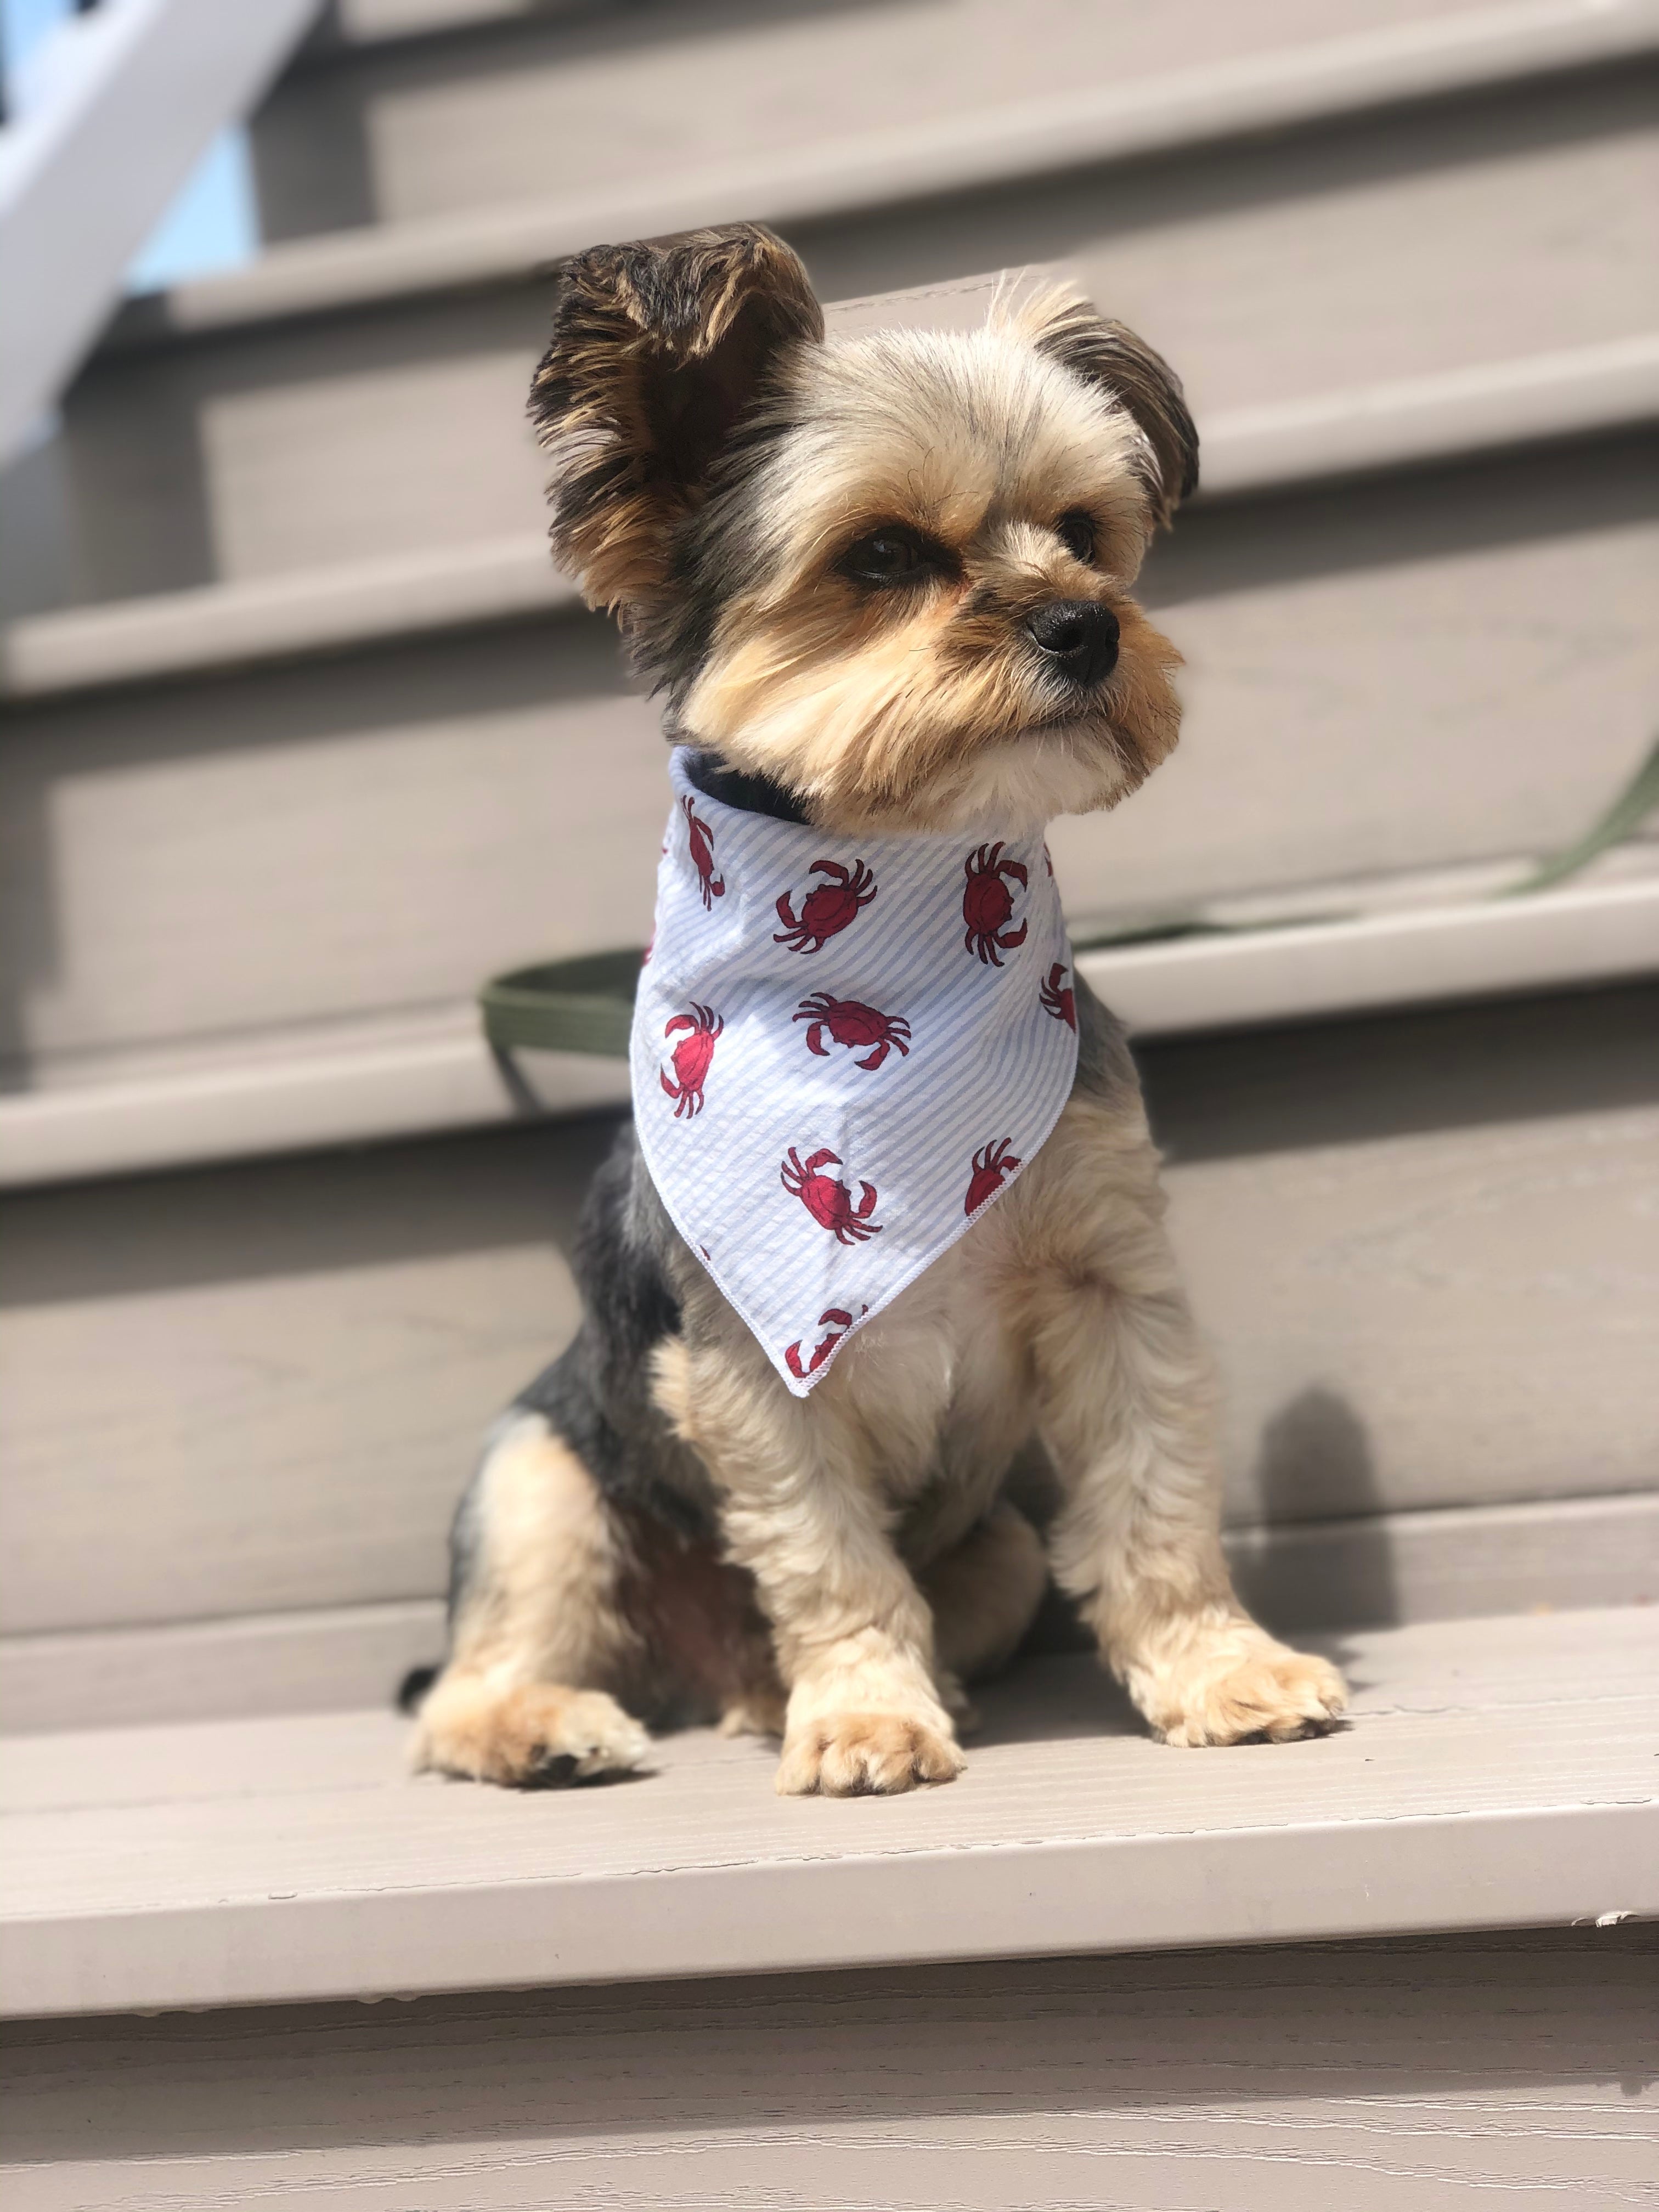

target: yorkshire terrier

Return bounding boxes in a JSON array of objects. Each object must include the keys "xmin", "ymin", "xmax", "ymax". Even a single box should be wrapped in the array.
[{"xmin": 410, "ymin": 224, "xmax": 1346, "ymax": 1797}]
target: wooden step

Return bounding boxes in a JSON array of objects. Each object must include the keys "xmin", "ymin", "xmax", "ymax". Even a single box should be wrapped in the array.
[
  {"xmin": 2, "ymin": 868, "xmax": 1654, "ymax": 1187},
  {"xmin": 2, "ymin": 1608, "xmax": 1654, "ymax": 2020},
  {"xmin": 3, "ymin": 985, "xmax": 1654, "ymax": 1732},
  {"xmin": 5, "ymin": 1922, "xmax": 1655, "ymax": 2209},
  {"xmin": 3, "ymin": 419, "xmax": 1653, "ymax": 1099},
  {"xmin": 7, "ymin": 330, "xmax": 1653, "ymax": 700},
  {"xmin": 5, "ymin": 1491, "xmax": 1655, "ymax": 1739},
  {"xmin": 249, "ymin": 0, "xmax": 1652, "ymax": 239},
  {"xmin": 12, "ymin": 20, "xmax": 1653, "ymax": 608}
]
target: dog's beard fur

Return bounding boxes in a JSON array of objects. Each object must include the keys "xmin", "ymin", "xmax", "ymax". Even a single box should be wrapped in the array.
[{"xmin": 672, "ymin": 318, "xmax": 1182, "ymax": 835}]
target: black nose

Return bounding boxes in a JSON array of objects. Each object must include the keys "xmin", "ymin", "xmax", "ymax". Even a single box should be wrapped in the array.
[{"xmin": 1025, "ymin": 599, "xmax": 1120, "ymax": 686}]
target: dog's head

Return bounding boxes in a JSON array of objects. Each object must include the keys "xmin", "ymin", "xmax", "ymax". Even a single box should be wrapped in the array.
[{"xmin": 531, "ymin": 224, "xmax": 1196, "ymax": 833}]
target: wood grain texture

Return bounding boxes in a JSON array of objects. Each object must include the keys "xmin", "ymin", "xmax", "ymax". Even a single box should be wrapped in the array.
[
  {"xmin": 2, "ymin": 989, "xmax": 1653, "ymax": 1640},
  {"xmin": 4, "ymin": 1925, "xmax": 1656, "ymax": 2209},
  {"xmin": 1, "ymin": 1609, "xmax": 1654, "ymax": 2018},
  {"xmin": 4, "ymin": 437, "xmax": 1655, "ymax": 1070}
]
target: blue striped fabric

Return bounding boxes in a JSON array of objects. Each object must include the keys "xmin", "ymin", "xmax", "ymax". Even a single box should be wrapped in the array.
[{"xmin": 631, "ymin": 749, "xmax": 1079, "ymax": 1394}]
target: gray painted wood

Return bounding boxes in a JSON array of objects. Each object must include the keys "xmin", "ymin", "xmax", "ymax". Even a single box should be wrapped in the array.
[
  {"xmin": 0, "ymin": 1599, "xmax": 448, "ymax": 1735},
  {"xmin": 4, "ymin": 436, "xmax": 1654, "ymax": 1072},
  {"xmin": 2, "ymin": 988, "xmax": 1654, "ymax": 1643},
  {"xmin": 43, "ymin": 63, "xmax": 1657, "ymax": 602},
  {"xmin": 3, "ymin": 1491, "xmax": 1656, "ymax": 1736},
  {"xmin": 161, "ymin": 5, "xmax": 1659, "ymax": 335},
  {"xmin": 4, "ymin": 1925, "xmax": 1656, "ymax": 2208},
  {"xmin": 251, "ymin": 0, "xmax": 1545, "ymax": 237},
  {"xmin": 4, "ymin": 868, "xmax": 1654, "ymax": 1188},
  {"xmin": 11, "ymin": 333, "xmax": 1654, "ymax": 700},
  {"xmin": 1, "ymin": 1609, "xmax": 1654, "ymax": 2018}
]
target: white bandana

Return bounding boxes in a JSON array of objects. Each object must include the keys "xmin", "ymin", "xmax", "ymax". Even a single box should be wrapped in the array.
[{"xmin": 631, "ymin": 749, "xmax": 1079, "ymax": 1395}]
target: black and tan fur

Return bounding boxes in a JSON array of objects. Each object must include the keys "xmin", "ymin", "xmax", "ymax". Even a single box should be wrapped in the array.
[{"xmin": 411, "ymin": 225, "xmax": 1345, "ymax": 1797}]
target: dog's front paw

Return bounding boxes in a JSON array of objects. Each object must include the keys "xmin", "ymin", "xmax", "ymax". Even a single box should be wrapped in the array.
[
  {"xmin": 775, "ymin": 1711, "xmax": 966, "ymax": 1796},
  {"xmin": 414, "ymin": 1679, "xmax": 651, "ymax": 1786},
  {"xmin": 1143, "ymin": 1630, "xmax": 1347, "ymax": 1747}
]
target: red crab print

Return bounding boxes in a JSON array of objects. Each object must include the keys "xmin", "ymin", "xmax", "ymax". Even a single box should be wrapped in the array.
[
  {"xmin": 964, "ymin": 1136, "xmax": 1022, "ymax": 1216},
  {"xmin": 773, "ymin": 859, "xmax": 877, "ymax": 953},
  {"xmin": 784, "ymin": 1304, "xmax": 868, "ymax": 1380},
  {"xmin": 780, "ymin": 1147, "xmax": 884, "ymax": 1243},
  {"xmin": 794, "ymin": 992, "xmax": 911, "ymax": 1071},
  {"xmin": 682, "ymin": 795, "xmax": 725, "ymax": 910},
  {"xmin": 1039, "ymin": 961, "xmax": 1076, "ymax": 1030},
  {"xmin": 658, "ymin": 1003, "xmax": 722, "ymax": 1117},
  {"xmin": 962, "ymin": 842, "xmax": 1029, "ymax": 966}
]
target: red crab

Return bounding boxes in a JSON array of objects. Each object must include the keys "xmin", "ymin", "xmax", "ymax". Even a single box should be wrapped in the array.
[
  {"xmin": 780, "ymin": 1147, "xmax": 883, "ymax": 1243},
  {"xmin": 962, "ymin": 843, "xmax": 1029, "ymax": 966},
  {"xmin": 774, "ymin": 859, "xmax": 877, "ymax": 953},
  {"xmin": 794, "ymin": 993, "xmax": 911, "ymax": 1071},
  {"xmin": 682, "ymin": 795, "xmax": 725, "ymax": 910},
  {"xmin": 964, "ymin": 1136, "xmax": 1022, "ymax": 1216},
  {"xmin": 1039, "ymin": 961, "xmax": 1076, "ymax": 1030},
  {"xmin": 659, "ymin": 1003, "xmax": 722, "ymax": 1117},
  {"xmin": 784, "ymin": 1304, "xmax": 867, "ymax": 1380}
]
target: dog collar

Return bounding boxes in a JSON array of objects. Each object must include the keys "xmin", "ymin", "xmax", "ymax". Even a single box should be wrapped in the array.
[{"xmin": 631, "ymin": 748, "xmax": 1079, "ymax": 1395}]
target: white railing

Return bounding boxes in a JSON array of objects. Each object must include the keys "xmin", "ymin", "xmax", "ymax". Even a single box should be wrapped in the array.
[{"xmin": 0, "ymin": 0, "xmax": 319, "ymax": 463}]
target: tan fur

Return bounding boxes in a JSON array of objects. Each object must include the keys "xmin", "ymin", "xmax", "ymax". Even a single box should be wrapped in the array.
[
  {"xmin": 1006, "ymin": 283, "xmax": 1200, "ymax": 527},
  {"xmin": 921, "ymin": 1499, "xmax": 1050, "ymax": 1688},
  {"xmin": 412, "ymin": 1414, "xmax": 649, "ymax": 1784},
  {"xmin": 652, "ymin": 1080, "xmax": 1343, "ymax": 1795},
  {"xmin": 682, "ymin": 324, "xmax": 1182, "ymax": 835}
]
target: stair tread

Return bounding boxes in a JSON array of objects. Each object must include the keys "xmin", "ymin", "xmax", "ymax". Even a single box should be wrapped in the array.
[
  {"xmin": 12, "ymin": 332, "xmax": 1655, "ymax": 698},
  {"xmin": 3, "ymin": 871, "xmax": 1654, "ymax": 1189},
  {"xmin": 112, "ymin": 0, "xmax": 1659, "ymax": 342},
  {"xmin": 2, "ymin": 1607, "xmax": 1654, "ymax": 2018}
]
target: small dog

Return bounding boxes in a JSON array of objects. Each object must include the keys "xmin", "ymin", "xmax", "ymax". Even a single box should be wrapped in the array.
[{"xmin": 410, "ymin": 224, "xmax": 1346, "ymax": 1797}]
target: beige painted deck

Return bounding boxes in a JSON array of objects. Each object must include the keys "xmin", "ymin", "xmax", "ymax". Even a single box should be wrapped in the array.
[{"xmin": 3, "ymin": 1608, "xmax": 1655, "ymax": 2021}]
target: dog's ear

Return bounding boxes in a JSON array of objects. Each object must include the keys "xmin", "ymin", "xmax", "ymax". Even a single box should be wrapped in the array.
[
  {"xmin": 1018, "ymin": 290, "xmax": 1199, "ymax": 529},
  {"xmin": 529, "ymin": 223, "xmax": 823, "ymax": 614}
]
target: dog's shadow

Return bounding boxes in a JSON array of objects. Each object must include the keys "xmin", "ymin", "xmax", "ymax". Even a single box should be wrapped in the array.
[
  {"xmin": 966, "ymin": 1651, "xmax": 1144, "ymax": 1749},
  {"xmin": 964, "ymin": 1385, "xmax": 1395, "ymax": 1749}
]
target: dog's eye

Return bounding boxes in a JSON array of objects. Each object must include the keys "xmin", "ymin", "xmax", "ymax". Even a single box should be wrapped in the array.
[
  {"xmin": 838, "ymin": 526, "xmax": 941, "ymax": 586},
  {"xmin": 1056, "ymin": 510, "xmax": 1096, "ymax": 564}
]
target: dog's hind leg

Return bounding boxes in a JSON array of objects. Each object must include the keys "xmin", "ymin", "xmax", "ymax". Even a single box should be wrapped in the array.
[
  {"xmin": 410, "ymin": 1410, "xmax": 652, "ymax": 1786},
  {"xmin": 921, "ymin": 1498, "xmax": 1048, "ymax": 1687}
]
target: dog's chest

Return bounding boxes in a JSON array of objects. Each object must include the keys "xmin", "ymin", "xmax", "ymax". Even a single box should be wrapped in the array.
[{"xmin": 824, "ymin": 1199, "xmax": 1038, "ymax": 1507}]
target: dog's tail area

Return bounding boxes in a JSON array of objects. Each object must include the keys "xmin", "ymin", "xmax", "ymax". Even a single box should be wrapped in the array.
[{"xmin": 396, "ymin": 1663, "xmax": 439, "ymax": 1715}]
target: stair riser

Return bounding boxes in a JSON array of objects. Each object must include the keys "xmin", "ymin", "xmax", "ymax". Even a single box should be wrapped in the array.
[
  {"xmin": 4, "ymin": 1933, "xmax": 1655, "ymax": 2202},
  {"xmin": 2, "ymin": 989, "xmax": 1652, "ymax": 1651},
  {"xmin": 251, "ymin": 0, "xmax": 1522, "ymax": 235},
  {"xmin": 4, "ymin": 435, "xmax": 1652, "ymax": 1069},
  {"xmin": 34, "ymin": 65, "xmax": 1656, "ymax": 606},
  {"xmin": 7, "ymin": 1489, "xmax": 1657, "ymax": 1732}
]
